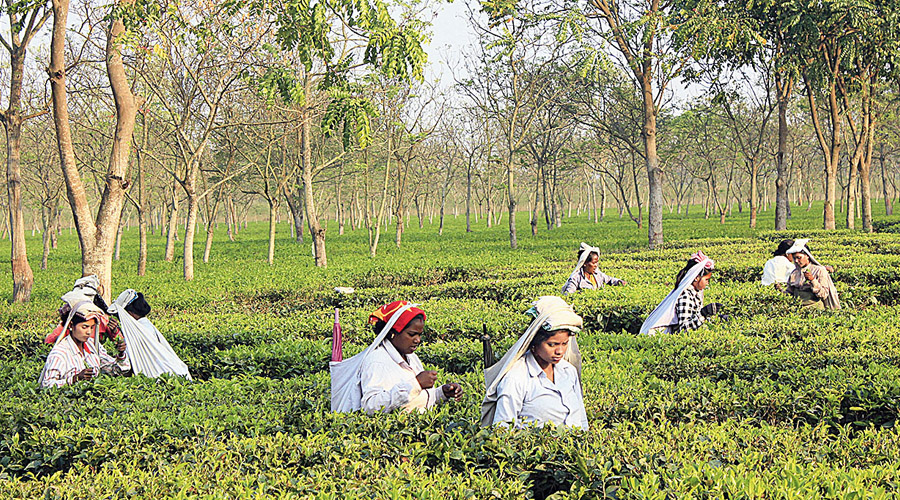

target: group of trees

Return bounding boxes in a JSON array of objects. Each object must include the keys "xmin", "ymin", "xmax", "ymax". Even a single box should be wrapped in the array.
[{"xmin": 3, "ymin": 0, "xmax": 900, "ymax": 302}]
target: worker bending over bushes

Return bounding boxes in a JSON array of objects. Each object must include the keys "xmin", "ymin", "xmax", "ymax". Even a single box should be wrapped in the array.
[
  {"xmin": 562, "ymin": 242, "xmax": 625, "ymax": 294},
  {"xmin": 482, "ymin": 296, "xmax": 588, "ymax": 430},
  {"xmin": 640, "ymin": 251, "xmax": 725, "ymax": 334},
  {"xmin": 779, "ymin": 239, "xmax": 841, "ymax": 310},
  {"xmin": 331, "ymin": 301, "xmax": 463, "ymax": 414},
  {"xmin": 38, "ymin": 300, "xmax": 131, "ymax": 388},
  {"xmin": 108, "ymin": 289, "xmax": 192, "ymax": 379}
]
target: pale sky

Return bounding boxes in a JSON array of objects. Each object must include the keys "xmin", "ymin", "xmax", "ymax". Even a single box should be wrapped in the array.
[{"xmin": 422, "ymin": 0, "xmax": 703, "ymax": 108}]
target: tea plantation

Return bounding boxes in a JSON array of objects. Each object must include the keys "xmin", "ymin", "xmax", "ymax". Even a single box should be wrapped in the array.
[{"xmin": 3, "ymin": 204, "xmax": 900, "ymax": 499}]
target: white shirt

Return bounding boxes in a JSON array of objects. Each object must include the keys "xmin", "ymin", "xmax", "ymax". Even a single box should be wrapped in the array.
[
  {"xmin": 492, "ymin": 351, "xmax": 588, "ymax": 430},
  {"xmin": 40, "ymin": 335, "xmax": 131, "ymax": 388},
  {"xmin": 762, "ymin": 255, "xmax": 794, "ymax": 285},
  {"xmin": 360, "ymin": 340, "xmax": 447, "ymax": 414}
]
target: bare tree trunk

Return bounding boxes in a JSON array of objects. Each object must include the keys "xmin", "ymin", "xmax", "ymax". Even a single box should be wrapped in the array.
[
  {"xmin": 267, "ymin": 200, "xmax": 277, "ymax": 265},
  {"xmin": 774, "ymin": 72, "xmax": 792, "ymax": 230},
  {"xmin": 40, "ymin": 206, "xmax": 50, "ymax": 270},
  {"xmin": 860, "ymin": 99, "xmax": 874, "ymax": 233},
  {"xmin": 881, "ymin": 144, "xmax": 893, "ymax": 216},
  {"xmin": 114, "ymin": 212, "xmax": 125, "ymax": 261},
  {"xmin": 300, "ymin": 109, "xmax": 326, "ymax": 266},
  {"xmin": 749, "ymin": 159, "xmax": 758, "ymax": 228},
  {"xmin": 227, "ymin": 194, "xmax": 237, "ymax": 241},
  {"xmin": 164, "ymin": 182, "xmax": 179, "ymax": 261},
  {"xmin": 846, "ymin": 159, "xmax": 858, "ymax": 229},
  {"xmin": 466, "ymin": 161, "xmax": 473, "ymax": 233},
  {"xmin": 183, "ymin": 184, "xmax": 199, "ymax": 280},
  {"xmin": 506, "ymin": 157, "xmax": 517, "ymax": 249},
  {"xmin": 50, "ymin": 0, "xmax": 137, "ymax": 301},
  {"xmin": 642, "ymin": 90, "xmax": 663, "ymax": 248},
  {"xmin": 3, "ymin": 48, "xmax": 34, "ymax": 301},
  {"xmin": 51, "ymin": 204, "xmax": 59, "ymax": 248},
  {"xmin": 136, "ymin": 112, "xmax": 148, "ymax": 275},
  {"xmin": 203, "ymin": 187, "xmax": 223, "ymax": 263},
  {"xmin": 806, "ymin": 74, "xmax": 841, "ymax": 230}
]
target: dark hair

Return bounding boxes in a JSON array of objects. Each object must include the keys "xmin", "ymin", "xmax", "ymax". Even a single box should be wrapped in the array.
[
  {"xmin": 68, "ymin": 314, "xmax": 90, "ymax": 328},
  {"xmin": 528, "ymin": 327, "xmax": 573, "ymax": 351},
  {"xmin": 674, "ymin": 259, "xmax": 712, "ymax": 290},
  {"xmin": 578, "ymin": 248, "xmax": 599, "ymax": 265},
  {"xmin": 125, "ymin": 293, "xmax": 151, "ymax": 318},
  {"xmin": 372, "ymin": 313, "xmax": 425, "ymax": 337},
  {"xmin": 92, "ymin": 294, "xmax": 109, "ymax": 314},
  {"xmin": 773, "ymin": 239, "xmax": 795, "ymax": 257}
]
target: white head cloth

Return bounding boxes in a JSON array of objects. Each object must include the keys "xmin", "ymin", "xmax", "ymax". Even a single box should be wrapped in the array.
[
  {"xmin": 61, "ymin": 275, "xmax": 101, "ymax": 309},
  {"xmin": 480, "ymin": 296, "xmax": 583, "ymax": 427},
  {"xmin": 108, "ymin": 289, "xmax": 192, "ymax": 380},
  {"xmin": 639, "ymin": 255, "xmax": 714, "ymax": 335},
  {"xmin": 330, "ymin": 303, "xmax": 417, "ymax": 413},
  {"xmin": 573, "ymin": 242, "xmax": 600, "ymax": 275},
  {"xmin": 784, "ymin": 238, "xmax": 822, "ymax": 266}
]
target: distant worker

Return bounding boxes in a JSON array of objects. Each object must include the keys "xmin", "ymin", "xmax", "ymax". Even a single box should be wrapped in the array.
[
  {"xmin": 337, "ymin": 301, "xmax": 463, "ymax": 414},
  {"xmin": 780, "ymin": 239, "xmax": 841, "ymax": 310},
  {"xmin": 482, "ymin": 296, "xmax": 588, "ymax": 430},
  {"xmin": 562, "ymin": 242, "xmax": 625, "ymax": 294},
  {"xmin": 640, "ymin": 251, "xmax": 724, "ymax": 334},
  {"xmin": 38, "ymin": 301, "xmax": 130, "ymax": 388}
]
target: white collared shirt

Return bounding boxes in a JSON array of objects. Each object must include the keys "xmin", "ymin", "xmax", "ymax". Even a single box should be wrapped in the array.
[
  {"xmin": 40, "ymin": 335, "xmax": 131, "ymax": 388},
  {"xmin": 761, "ymin": 255, "xmax": 793, "ymax": 285},
  {"xmin": 492, "ymin": 351, "xmax": 588, "ymax": 430},
  {"xmin": 360, "ymin": 340, "xmax": 447, "ymax": 414}
]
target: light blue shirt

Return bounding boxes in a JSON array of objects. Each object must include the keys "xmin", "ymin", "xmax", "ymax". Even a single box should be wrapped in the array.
[{"xmin": 491, "ymin": 351, "xmax": 588, "ymax": 430}]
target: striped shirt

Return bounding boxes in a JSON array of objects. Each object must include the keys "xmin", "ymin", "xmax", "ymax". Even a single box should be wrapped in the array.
[{"xmin": 40, "ymin": 335, "xmax": 131, "ymax": 388}]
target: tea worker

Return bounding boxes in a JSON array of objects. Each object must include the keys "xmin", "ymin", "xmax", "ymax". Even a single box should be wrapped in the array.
[
  {"xmin": 329, "ymin": 301, "xmax": 462, "ymax": 414},
  {"xmin": 761, "ymin": 239, "xmax": 796, "ymax": 286},
  {"xmin": 38, "ymin": 301, "xmax": 130, "ymax": 388},
  {"xmin": 640, "ymin": 251, "xmax": 723, "ymax": 334},
  {"xmin": 482, "ymin": 296, "xmax": 588, "ymax": 430},
  {"xmin": 562, "ymin": 242, "xmax": 625, "ymax": 294},
  {"xmin": 762, "ymin": 239, "xmax": 834, "ymax": 286},
  {"xmin": 107, "ymin": 290, "xmax": 192, "ymax": 379},
  {"xmin": 45, "ymin": 274, "xmax": 118, "ymax": 345},
  {"xmin": 780, "ymin": 239, "xmax": 841, "ymax": 310}
]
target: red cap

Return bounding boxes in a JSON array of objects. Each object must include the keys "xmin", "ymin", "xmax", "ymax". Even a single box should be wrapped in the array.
[{"xmin": 368, "ymin": 301, "xmax": 426, "ymax": 333}]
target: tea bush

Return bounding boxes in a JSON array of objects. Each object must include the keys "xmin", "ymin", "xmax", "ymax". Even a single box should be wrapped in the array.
[{"xmin": 2, "ymin": 203, "xmax": 900, "ymax": 498}]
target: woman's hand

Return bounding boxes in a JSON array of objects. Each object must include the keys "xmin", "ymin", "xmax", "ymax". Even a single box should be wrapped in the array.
[
  {"xmin": 416, "ymin": 370, "xmax": 438, "ymax": 389},
  {"xmin": 74, "ymin": 367, "xmax": 96, "ymax": 382},
  {"xmin": 115, "ymin": 336, "xmax": 127, "ymax": 359},
  {"xmin": 803, "ymin": 270, "xmax": 814, "ymax": 282},
  {"xmin": 441, "ymin": 382, "xmax": 463, "ymax": 400}
]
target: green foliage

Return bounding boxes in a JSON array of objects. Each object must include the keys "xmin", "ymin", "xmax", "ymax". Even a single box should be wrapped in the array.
[{"xmin": 2, "ymin": 203, "xmax": 900, "ymax": 496}]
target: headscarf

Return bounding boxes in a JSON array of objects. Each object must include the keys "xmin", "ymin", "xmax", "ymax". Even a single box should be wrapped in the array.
[
  {"xmin": 368, "ymin": 300, "xmax": 426, "ymax": 334},
  {"xmin": 784, "ymin": 239, "xmax": 821, "ymax": 265},
  {"xmin": 331, "ymin": 301, "xmax": 423, "ymax": 412},
  {"xmin": 572, "ymin": 242, "xmax": 600, "ymax": 276},
  {"xmin": 36, "ymin": 300, "xmax": 107, "ymax": 387},
  {"xmin": 48, "ymin": 275, "xmax": 112, "ymax": 344},
  {"xmin": 785, "ymin": 239, "xmax": 841, "ymax": 309},
  {"xmin": 639, "ymin": 252, "xmax": 714, "ymax": 335},
  {"xmin": 481, "ymin": 296, "xmax": 583, "ymax": 427}
]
